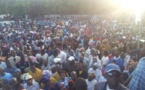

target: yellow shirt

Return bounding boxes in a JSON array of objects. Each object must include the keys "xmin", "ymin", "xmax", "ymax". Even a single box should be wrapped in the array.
[{"xmin": 28, "ymin": 68, "xmax": 42, "ymax": 82}]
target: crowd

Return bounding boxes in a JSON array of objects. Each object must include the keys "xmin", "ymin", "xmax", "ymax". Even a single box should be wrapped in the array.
[{"xmin": 0, "ymin": 15, "xmax": 144, "ymax": 90}]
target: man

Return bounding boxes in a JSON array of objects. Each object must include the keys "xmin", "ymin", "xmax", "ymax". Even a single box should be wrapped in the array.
[
  {"xmin": 64, "ymin": 56, "xmax": 77, "ymax": 75},
  {"xmin": 95, "ymin": 63, "xmax": 128, "ymax": 90},
  {"xmin": 86, "ymin": 73, "xmax": 97, "ymax": 90},
  {"xmin": 129, "ymin": 55, "xmax": 145, "ymax": 90},
  {"xmin": 5, "ymin": 60, "xmax": 17, "ymax": 76},
  {"xmin": 88, "ymin": 63, "xmax": 102, "ymax": 81},
  {"xmin": 75, "ymin": 77, "xmax": 87, "ymax": 90},
  {"xmin": 109, "ymin": 51, "xmax": 124, "ymax": 71},
  {"xmin": 76, "ymin": 62, "xmax": 88, "ymax": 79},
  {"xmin": 68, "ymin": 71, "xmax": 77, "ymax": 90},
  {"xmin": 0, "ymin": 67, "xmax": 13, "ymax": 81},
  {"xmin": 23, "ymin": 74, "xmax": 40, "ymax": 90},
  {"xmin": 28, "ymin": 63, "xmax": 42, "ymax": 82}
]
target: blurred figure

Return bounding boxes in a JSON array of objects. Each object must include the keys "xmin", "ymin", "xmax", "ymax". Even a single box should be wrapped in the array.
[
  {"xmin": 23, "ymin": 74, "xmax": 40, "ymax": 90},
  {"xmin": 95, "ymin": 63, "xmax": 128, "ymax": 90},
  {"xmin": 75, "ymin": 77, "xmax": 87, "ymax": 90}
]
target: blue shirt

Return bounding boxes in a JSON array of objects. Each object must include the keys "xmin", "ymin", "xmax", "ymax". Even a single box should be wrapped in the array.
[
  {"xmin": 0, "ymin": 72, "xmax": 13, "ymax": 81},
  {"xmin": 5, "ymin": 66, "xmax": 17, "ymax": 76},
  {"xmin": 129, "ymin": 57, "xmax": 145, "ymax": 90}
]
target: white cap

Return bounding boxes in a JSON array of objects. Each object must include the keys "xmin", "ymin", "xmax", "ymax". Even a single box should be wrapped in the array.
[
  {"xmin": 54, "ymin": 58, "xmax": 61, "ymax": 63},
  {"xmin": 25, "ymin": 74, "xmax": 32, "ymax": 80},
  {"xmin": 68, "ymin": 56, "xmax": 75, "ymax": 61}
]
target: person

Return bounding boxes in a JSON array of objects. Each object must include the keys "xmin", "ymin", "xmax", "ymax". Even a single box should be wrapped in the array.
[
  {"xmin": 128, "ymin": 54, "xmax": 145, "ymax": 90},
  {"xmin": 101, "ymin": 50, "xmax": 109, "ymax": 67},
  {"xmin": 64, "ymin": 56, "xmax": 77, "ymax": 75},
  {"xmin": 10, "ymin": 77, "xmax": 24, "ymax": 90},
  {"xmin": 95, "ymin": 63, "xmax": 128, "ymax": 90},
  {"xmin": 0, "ymin": 66, "xmax": 13, "ymax": 81},
  {"xmin": 56, "ymin": 70, "xmax": 69, "ymax": 90},
  {"xmin": 23, "ymin": 74, "xmax": 40, "ymax": 90},
  {"xmin": 14, "ymin": 68, "xmax": 23, "ymax": 83},
  {"xmin": 86, "ymin": 73, "xmax": 97, "ymax": 90},
  {"xmin": 109, "ymin": 51, "xmax": 124, "ymax": 71},
  {"xmin": 76, "ymin": 62, "xmax": 88, "ymax": 79},
  {"xmin": 28, "ymin": 62, "xmax": 42, "ymax": 82},
  {"xmin": 88, "ymin": 63, "xmax": 102, "ymax": 81},
  {"xmin": 68, "ymin": 71, "xmax": 77, "ymax": 90},
  {"xmin": 5, "ymin": 60, "xmax": 17, "ymax": 76},
  {"xmin": 75, "ymin": 77, "xmax": 87, "ymax": 90}
]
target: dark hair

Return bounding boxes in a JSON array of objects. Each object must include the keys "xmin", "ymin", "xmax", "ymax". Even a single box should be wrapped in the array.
[
  {"xmin": 104, "ymin": 50, "xmax": 109, "ymax": 56},
  {"xmin": 75, "ymin": 77, "xmax": 87, "ymax": 90}
]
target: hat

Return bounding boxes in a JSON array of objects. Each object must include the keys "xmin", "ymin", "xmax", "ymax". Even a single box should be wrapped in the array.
[
  {"xmin": 105, "ymin": 63, "xmax": 121, "ymax": 73},
  {"xmin": 68, "ymin": 56, "xmax": 75, "ymax": 61},
  {"xmin": 25, "ymin": 74, "xmax": 32, "ymax": 80},
  {"xmin": 54, "ymin": 58, "xmax": 61, "ymax": 63}
]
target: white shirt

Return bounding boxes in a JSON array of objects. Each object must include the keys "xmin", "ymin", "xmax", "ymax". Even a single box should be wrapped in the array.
[
  {"xmin": 58, "ymin": 51, "xmax": 67, "ymax": 63},
  {"xmin": 101, "ymin": 56, "xmax": 109, "ymax": 66},
  {"xmin": 35, "ymin": 53, "xmax": 42, "ymax": 59},
  {"xmin": 86, "ymin": 79, "xmax": 97, "ymax": 90},
  {"xmin": 23, "ymin": 80, "xmax": 40, "ymax": 90}
]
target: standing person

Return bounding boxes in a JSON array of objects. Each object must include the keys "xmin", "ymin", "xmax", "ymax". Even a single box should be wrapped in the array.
[
  {"xmin": 68, "ymin": 71, "xmax": 77, "ymax": 90},
  {"xmin": 128, "ymin": 49, "xmax": 145, "ymax": 90},
  {"xmin": 88, "ymin": 63, "xmax": 102, "ymax": 81},
  {"xmin": 109, "ymin": 51, "xmax": 124, "ymax": 71},
  {"xmin": 86, "ymin": 73, "xmax": 97, "ymax": 90},
  {"xmin": 28, "ymin": 63, "xmax": 42, "ymax": 82},
  {"xmin": 23, "ymin": 74, "xmax": 40, "ymax": 90},
  {"xmin": 64, "ymin": 56, "xmax": 77, "ymax": 75},
  {"xmin": 5, "ymin": 60, "xmax": 17, "ymax": 76},
  {"xmin": 95, "ymin": 63, "xmax": 128, "ymax": 90},
  {"xmin": 0, "ymin": 66, "xmax": 13, "ymax": 81},
  {"xmin": 76, "ymin": 62, "xmax": 88, "ymax": 79},
  {"xmin": 75, "ymin": 77, "xmax": 87, "ymax": 90}
]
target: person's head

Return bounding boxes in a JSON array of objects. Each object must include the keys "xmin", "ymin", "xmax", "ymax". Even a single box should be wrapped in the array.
[
  {"xmin": 104, "ymin": 63, "xmax": 121, "ymax": 89},
  {"xmin": 114, "ymin": 51, "xmax": 119, "ymax": 57},
  {"xmin": 76, "ymin": 62, "xmax": 83, "ymax": 71},
  {"xmin": 43, "ymin": 60, "xmax": 48, "ymax": 66},
  {"xmin": 60, "ymin": 70, "xmax": 66, "ymax": 81},
  {"xmin": 14, "ymin": 69, "xmax": 21, "ymax": 79},
  {"xmin": 92, "ymin": 63, "xmax": 99, "ymax": 70},
  {"xmin": 0, "ymin": 67, "xmax": 4, "ymax": 76},
  {"xmin": 30, "ymin": 63, "xmax": 36, "ymax": 73},
  {"xmin": 75, "ymin": 77, "xmax": 87, "ymax": 90},
  {"xmin": 104, "ymin": 50, "xmax": 109, "ymax": 56},
  {"xmin": 92, "ymin": 57, "xmax": 97, "ymax": 63},
  {"xmin": 10, "ymin": 78, "xmax": 18, "ymax": 87},
  {"xmin": 71, "ymin": 71, "xmax": 77, "ymax": 81},
  {"xmin": 25, "ymin": 75, "xmax": 33, "ymax": 86},
  {"xmin": 88, "ymin": 73, "xmax": 96, "ymax": 81},
  {"xmin": 5, "ymin": 60, "xmax": 12, "ymax": 68}
]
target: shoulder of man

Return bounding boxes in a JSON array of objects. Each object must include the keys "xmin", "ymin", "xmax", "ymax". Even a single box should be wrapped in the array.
[
  {"xmin": 117, "ymin": 83, "xmax": 129, "ymax": 90},
  {"xmin": 94, "ymin": 81, "xmax": 107, "ymax": 90}
]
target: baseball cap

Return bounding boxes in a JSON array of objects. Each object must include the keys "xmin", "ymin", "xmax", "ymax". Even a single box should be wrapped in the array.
[
  {"xmin": 68, "ymin": 56, "xmax": 75, "ymax": 61},
  {"xmin": 105, "ymin": 63, "xmax": 121, "ymax": 73},
  {"xmin": 54, "ymin": 58, "xmax": 61, "ymax": 63},
  {"xmin": 25, "ymin": 74, "xmax": 33, "ymax": 80}
]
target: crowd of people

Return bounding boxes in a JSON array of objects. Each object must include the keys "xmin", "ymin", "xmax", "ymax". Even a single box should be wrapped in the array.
[{"xmin": 0, "ymin": 15, "xmax": 144, "ymax": 90}]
